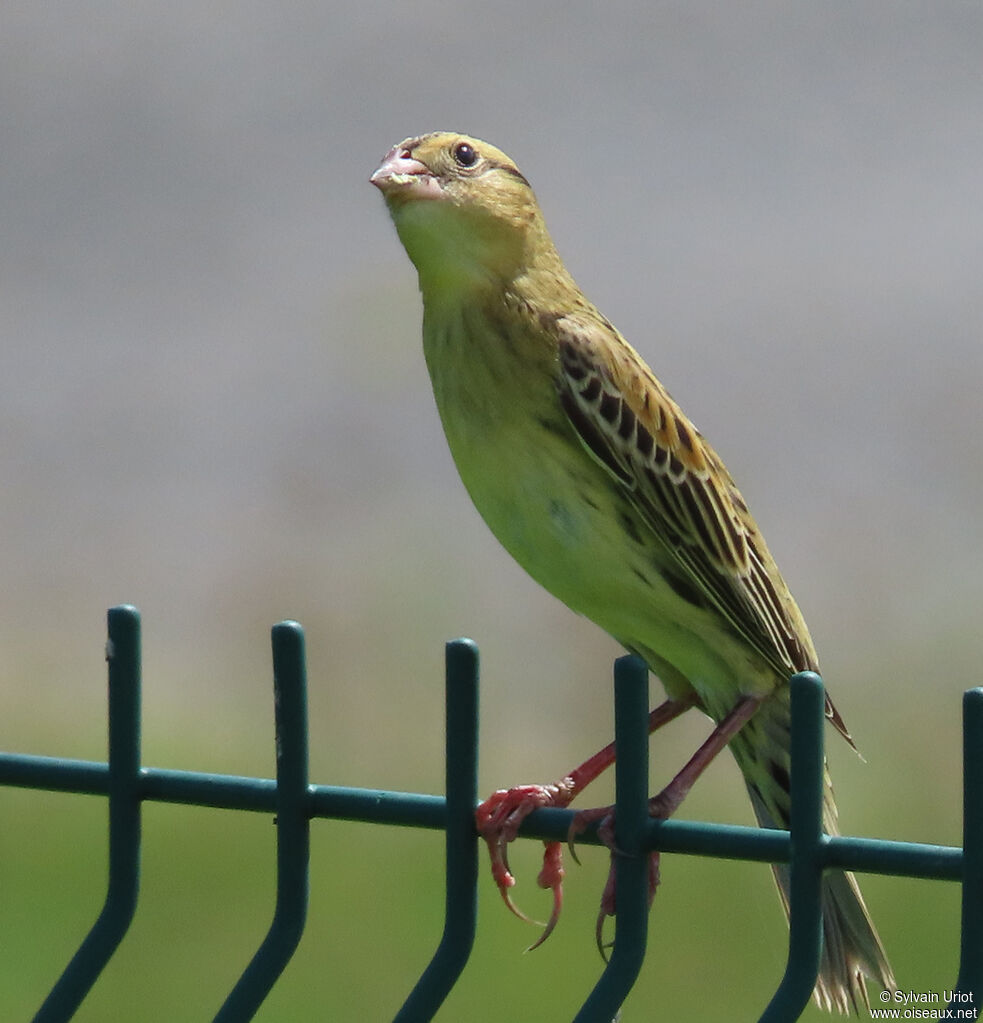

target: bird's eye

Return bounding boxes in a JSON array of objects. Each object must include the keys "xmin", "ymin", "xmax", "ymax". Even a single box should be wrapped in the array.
[{"xmin": 453, "ymin": 142, "xmax": 478, "ymax": 168}]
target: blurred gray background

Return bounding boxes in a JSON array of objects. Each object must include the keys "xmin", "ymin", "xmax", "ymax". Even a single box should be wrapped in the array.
[{"xmin": 1, "ymin": 3, "xmax": 980, "ymax": 1020}]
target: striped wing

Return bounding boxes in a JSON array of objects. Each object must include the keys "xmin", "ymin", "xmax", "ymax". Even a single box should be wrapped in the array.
[{"xmin": 554, "ymin": 314, "xmax": 817, "ymax": 683}]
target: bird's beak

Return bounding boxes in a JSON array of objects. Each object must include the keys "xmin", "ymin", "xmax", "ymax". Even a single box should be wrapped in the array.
[{"xmin": 371, "ymin": 146, "xmax": 443, "ymax": 199}]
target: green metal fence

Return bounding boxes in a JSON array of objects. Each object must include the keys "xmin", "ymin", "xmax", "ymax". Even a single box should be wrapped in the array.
[{"xmin": 0, "ymin": 605, "xmax": 979, "ymax": 1022}]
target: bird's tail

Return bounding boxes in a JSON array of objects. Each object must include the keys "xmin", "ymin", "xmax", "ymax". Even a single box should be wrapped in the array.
[{"xmin": 728, "ymin": 689, "xmax": 896, "ymax": 1013}]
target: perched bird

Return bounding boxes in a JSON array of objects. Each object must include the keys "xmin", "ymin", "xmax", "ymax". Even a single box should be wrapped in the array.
[{"xmin": 371, "ymin": 132, "xmax": 895, "ymax": 1012}]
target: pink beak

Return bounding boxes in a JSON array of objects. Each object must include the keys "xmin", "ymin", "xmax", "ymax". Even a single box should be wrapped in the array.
[
  {"xmin": 371, "ymin": 145, "xmax": 426, "ymax": 186},
  {"xmin": 371, "ymin": 145, "xmax": 442, "ymax": 199}
]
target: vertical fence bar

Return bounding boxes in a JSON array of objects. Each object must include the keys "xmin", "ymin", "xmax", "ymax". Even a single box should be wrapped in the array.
[
  {"xmin": 759, "ymin": 672, "xmax": 825, "ymax": 1023},
  {"xmin": 949, "ymin": 687, "xmax": 983, "ymax": 1014},
  {"xmin": 213, "ymin": 621, "xmax": 310, "ymax": 1023},
  {"xmin": 33, "ymin": 604, "xmax": 143, "ymax": 1023},
  {"xmin": 393, "ymin": 638, "xmax": 480, "ymax": 1022},
  {"xmin": 574, "ymin": 654, "xmax": 650, "ymax": 1023}
]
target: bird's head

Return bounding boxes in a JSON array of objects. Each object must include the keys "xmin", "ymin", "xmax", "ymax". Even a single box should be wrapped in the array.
[{"xmin": 371, "ymin": 132, "xmax": 554, "ymax": 294}]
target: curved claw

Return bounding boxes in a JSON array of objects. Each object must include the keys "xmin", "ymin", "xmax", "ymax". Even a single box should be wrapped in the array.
[
  {"xmin": 484, "ymin": 837, "xmax": 569, "ymax": 945},
  {"xmin": 593, "ymin": 849, "xmax": 662, "ymax": 961},
  {"xmin": 523, "ymin": 841, "xmax": 565, "ymax": 949},
  {"xmin": 567, "ymin": 804, "xmax": 619, "ymax": 863},
  {"xmin": 487, "ymin": 835, "xmax": 546, "ymax": 926},
  {"xmin": 595, "ymin": 917, "xmax": 614, "ymax": 962},
  {"xmin": 501, "ymin": 886, "xmax": 545, "ymax": 928},
  {"xmin": 500, "ymin": 839, "xmax": 569, "ymax": 948},
  {"xmin": 594, "ymin": 859, "xmax": 618, "ymax": 961},
  {"xmin": 566, "ymin": 816, "xmax": 584, "ymax": 866}
]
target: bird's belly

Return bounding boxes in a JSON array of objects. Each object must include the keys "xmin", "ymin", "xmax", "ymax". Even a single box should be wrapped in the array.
[{"xmin": 449, "ymin": 422, "xmax": 773, "ymax": 706}]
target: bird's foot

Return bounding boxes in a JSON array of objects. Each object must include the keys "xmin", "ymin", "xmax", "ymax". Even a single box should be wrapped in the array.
[
  {"xmin": 569, "ymin": 800, "xmax": 665, "ymax": 959},
  {"xmin": 475, "ymin": 778, "xmax": 577, "ymax": 948},
  {"xmin": 594, "ymin": 848, "xmax": 661, "ymax": 958}
]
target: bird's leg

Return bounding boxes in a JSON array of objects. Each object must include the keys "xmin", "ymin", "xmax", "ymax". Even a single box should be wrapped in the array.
[
  {"xmin": 476, "ymin": 694, "xmax": 696, "ymax": 946},
  {"xmin": 581, "ymin": 694, "xmax": 762, "ymax": 953}
]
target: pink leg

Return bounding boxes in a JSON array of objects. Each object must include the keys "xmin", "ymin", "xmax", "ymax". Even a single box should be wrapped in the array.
[
  {"xmin": 476, "ymin": 694, "xmax": 697, "ymax": 946},
  {"xmin": 587, "ymin": 694, "xmax": 762, "ymax": 945}
]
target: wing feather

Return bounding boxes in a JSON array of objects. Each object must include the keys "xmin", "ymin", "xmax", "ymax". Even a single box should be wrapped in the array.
[{"xmin": 554, "ymin": 314, "xmax": 817, "ymax": 682}]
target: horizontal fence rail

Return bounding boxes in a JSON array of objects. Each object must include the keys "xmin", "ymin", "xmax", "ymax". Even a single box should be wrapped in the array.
[{"xmin": 0, "ymin": 605, "xmax": 979, "ymax": 1021}]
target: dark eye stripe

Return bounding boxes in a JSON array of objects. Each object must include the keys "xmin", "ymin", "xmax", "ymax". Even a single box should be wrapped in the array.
[{"xmin": 495, "ymin": 163, "xmax": 530, "ymax": 186}]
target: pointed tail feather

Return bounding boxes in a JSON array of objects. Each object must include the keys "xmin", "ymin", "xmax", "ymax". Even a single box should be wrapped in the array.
[{"xmin": 731, "ymin": 692, "xmax": 896, "ymax": 1013}]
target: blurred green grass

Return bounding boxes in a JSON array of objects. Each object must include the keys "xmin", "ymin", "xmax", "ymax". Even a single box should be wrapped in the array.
[{"xmin": 0, "ymin": 653, "xmax": 964, "ymax": 1022}]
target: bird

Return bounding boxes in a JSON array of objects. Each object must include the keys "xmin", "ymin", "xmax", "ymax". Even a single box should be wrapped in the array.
[{"xmin": 371, "ymin": 131, "xmax": 895, "ymax": 1013}]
